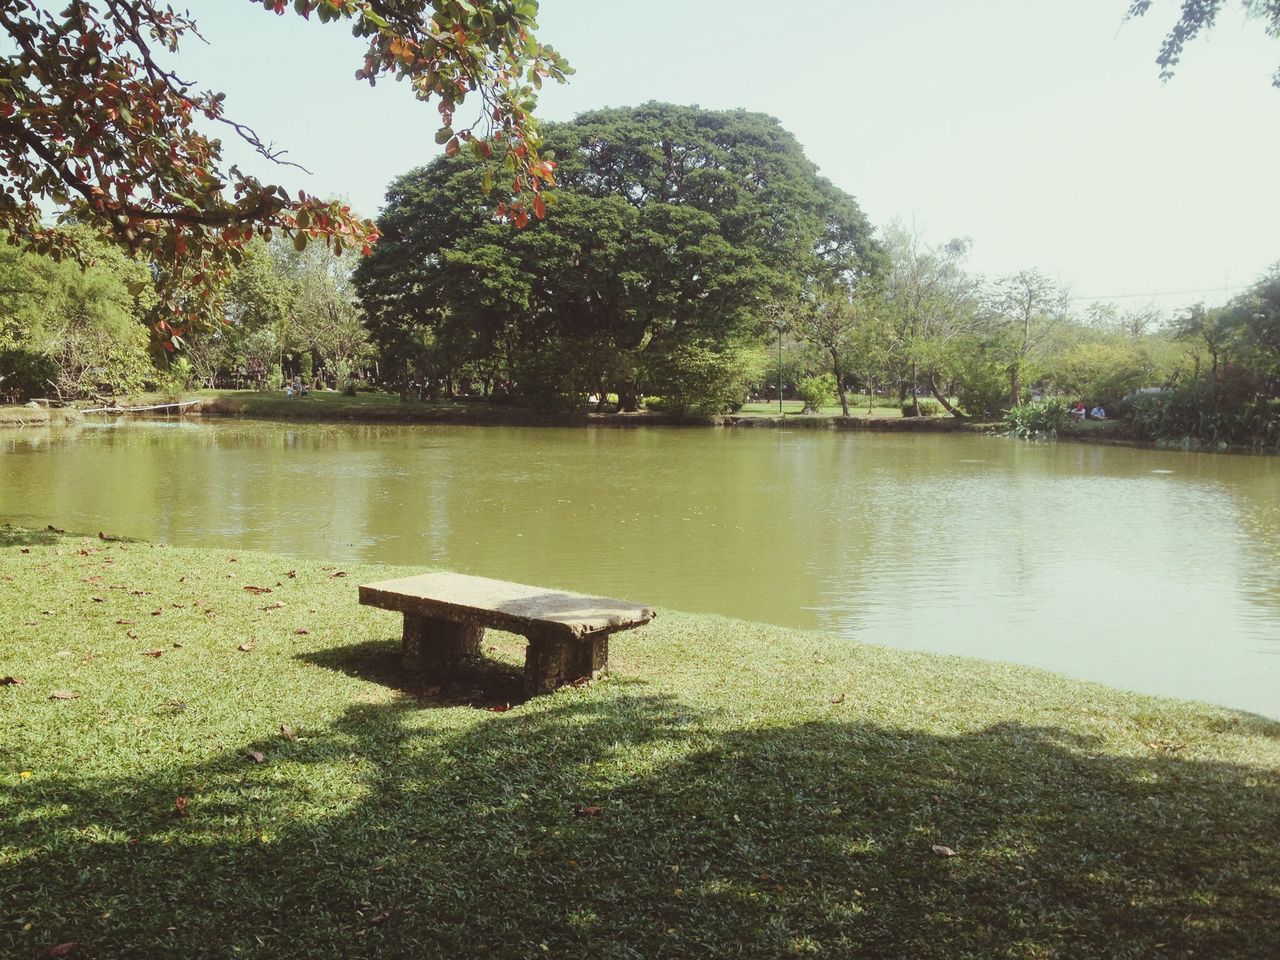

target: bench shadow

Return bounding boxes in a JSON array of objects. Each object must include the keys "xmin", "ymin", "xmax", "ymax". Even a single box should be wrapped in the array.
[
  {"xmin": 0, "ymin": 523, "xmax": 64, "ymax": 549},
  {"xmin": 298, "ymin": 637, "xmax": 533, "ymax": 709}
]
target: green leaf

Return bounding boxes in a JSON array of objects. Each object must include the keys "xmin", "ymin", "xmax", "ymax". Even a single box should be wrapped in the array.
[{"xmin": 293, "ymin": 230, "xmax": 308, "ymax": 252}]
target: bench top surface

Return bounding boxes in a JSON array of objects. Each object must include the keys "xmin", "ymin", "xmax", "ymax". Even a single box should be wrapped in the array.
[{"xmin": 359, "ymin": 572, "xmax": 655, "ymax": 639}]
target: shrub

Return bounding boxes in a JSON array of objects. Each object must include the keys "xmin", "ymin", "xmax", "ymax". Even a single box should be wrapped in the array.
[
  {"xmin": 796, "ymin": 373, "xmax": 836, "ymax": 413},
  {"xmin": 1005, "ymin": 397, "xmax": 1073, "ymax": 439},
  {"xmin": 640, "ymin": 341, "xmax": 764, "ymax": 416},
  {"xmin": 1129, "ymin": 379, "xmax": 1280, "ymax": 448},
  {"xmin": 901, "ymin": 398, "xmax": 940, "ymax": 417},
  {"xmin": 0, "ymin": 349, "xmax": 58, "ymax": 402}
]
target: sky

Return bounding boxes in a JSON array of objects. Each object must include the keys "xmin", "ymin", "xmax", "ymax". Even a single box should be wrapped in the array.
[{"xmin": 171, "ymin": 0, "xmax": 1280, "ymax": 315}]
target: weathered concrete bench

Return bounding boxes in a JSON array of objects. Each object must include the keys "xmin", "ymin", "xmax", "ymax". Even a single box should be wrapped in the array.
[{"xmin": 358, "ymin": 572, "xmax": 656, "ymax": 694}]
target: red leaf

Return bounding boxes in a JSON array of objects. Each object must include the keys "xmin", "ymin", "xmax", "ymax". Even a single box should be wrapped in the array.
[
  {"xmin": 488, "ymin": 703, "xmax": 511, "ymax": 713},
  {"xmin": 533, "ymin": 194, "xmax": 547, "ymax": 220},
  {"xmin": 174, "ymin": 795, "xmax": 188, "ymax": 816},
  {"xmin": 574, "ymin": 805, "xmax": 602, "ymax": 817}
]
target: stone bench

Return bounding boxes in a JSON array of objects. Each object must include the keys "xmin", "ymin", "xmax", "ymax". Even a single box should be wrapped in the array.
[{"xmin": 358, "ymin": 572, "xmax": 656, "ymax": 694}]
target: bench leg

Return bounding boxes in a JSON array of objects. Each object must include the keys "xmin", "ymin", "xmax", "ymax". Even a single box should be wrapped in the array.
[
  {"xmin": 524, "ymin": 631, "xmax": 609, "ymax": 694},
  {"xmin": 402, "ymin": 614, "xmax": 484, "ymax": 679}
]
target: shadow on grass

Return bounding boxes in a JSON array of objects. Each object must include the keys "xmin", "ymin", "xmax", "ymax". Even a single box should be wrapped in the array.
[
  {"xmin": 5, "ymin": 694, "xmax": 1278, "ymax": 958},
  {"xmin": 0, "ymin": 524, "xmax": 63, "ymax": 549},
  {"xmin": 299, "ymin": 637, "xmax": 533, "ymax": 709}
]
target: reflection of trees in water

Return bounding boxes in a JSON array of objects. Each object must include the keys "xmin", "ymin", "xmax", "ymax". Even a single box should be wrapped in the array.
[{"xmin": 6, "ymin": 683, "xmax": 1278, "ymax": 957}]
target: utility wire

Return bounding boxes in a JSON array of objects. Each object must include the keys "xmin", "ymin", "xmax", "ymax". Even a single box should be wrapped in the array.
[{"xmin": 1069, "ymin": 283, "xmax": 1251, "ymax": 302}]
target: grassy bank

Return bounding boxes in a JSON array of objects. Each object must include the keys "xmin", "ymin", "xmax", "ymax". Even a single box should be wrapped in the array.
[{"xmin": 2, "ymin": 528, "xmax": 1277, "ymax": 958}]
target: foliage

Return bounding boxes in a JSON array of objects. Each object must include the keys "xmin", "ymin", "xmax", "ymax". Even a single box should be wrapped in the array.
[
  {"xmin": 901, "ymin": 398, "xmax": 940, "ymax": 418},
  {"xmin": 640, "ymin": 341, "xmax": 766, "ymax": 416},
  {"xmin": 1128, "ymin": 0, "xmax": 1280, "ymax": 86},
  {"xmin": 1005, "ymin": 396, "xmax": 1073, "ymax": 439},
  {"xmin": 0, "ymin": 0, "xmax": 570, "ymax": 336},
  {"xmin": 1129, "ymin": 379, "xmax": 1280, "ymax": 448},
  {"xmin": 357, "ymin": 104, "xmax": 879, "ymax": 412},
  {"xmin": 796, "ymin": 373, "xmax": 837, "ymax": 413},
  {"xmin": 1043, "ymin": 335, "xmax": 1167, "ymax": 407}
]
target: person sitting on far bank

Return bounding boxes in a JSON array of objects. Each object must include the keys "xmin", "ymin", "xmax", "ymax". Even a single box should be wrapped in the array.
[
  {"xmin": 293, "ymin": 374, "xmax": 304, "ymax": 398},
  {"xmin": 1072, "ymin": 400, "xmax": 1086, "ymax": 420},
  {"xmin": 285, "ymin": 383, "xmax": 294, "ymax": 399},
  {"xmin": 1091, "ymin": 405, "xmax": 1106, "ymax": 420}
]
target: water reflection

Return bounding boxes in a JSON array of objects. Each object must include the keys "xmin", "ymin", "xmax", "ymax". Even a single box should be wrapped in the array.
[{"xmin": 2, "ymin": 419, "xmax": 1277, "ymax": 717}]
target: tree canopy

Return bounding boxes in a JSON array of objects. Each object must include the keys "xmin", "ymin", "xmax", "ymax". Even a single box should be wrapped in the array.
[
  {"xmin": 0, "ymin": 0, "xmax": 569, "ymax": 340},
  {"xmin": 354, "ymin": 103, "xmax": 881, "ymax": 411}
]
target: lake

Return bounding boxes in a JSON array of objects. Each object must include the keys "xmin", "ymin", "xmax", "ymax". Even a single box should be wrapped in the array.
[{"xmin": 2, "ymin": 419, "xmax": 1277, "ymax": 717}]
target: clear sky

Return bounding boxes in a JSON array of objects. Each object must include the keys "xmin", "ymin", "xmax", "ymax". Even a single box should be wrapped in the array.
[{"xmin": 175, "ymin": 0, "xmax": 1279, "ymax": 315}]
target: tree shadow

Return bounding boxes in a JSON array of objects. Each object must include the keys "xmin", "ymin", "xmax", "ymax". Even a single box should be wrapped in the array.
[
  {"xmin": 0, "ymin": 523, "xmax": 63, "ymax": 549},
  {"xmin": 4, "ymin": 693, "xmax": 1278, "ymax": 958}
]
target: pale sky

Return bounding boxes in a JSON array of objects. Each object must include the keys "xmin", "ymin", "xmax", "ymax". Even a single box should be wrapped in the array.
[{"xmin": 172, "ymin": 0, "xmax": 1279, "ymax": 315}]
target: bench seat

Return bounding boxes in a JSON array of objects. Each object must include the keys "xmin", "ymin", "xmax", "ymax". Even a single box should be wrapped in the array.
[{"xmin": 359, "ymin": 572, "xmax": 655, "ymax": 693}]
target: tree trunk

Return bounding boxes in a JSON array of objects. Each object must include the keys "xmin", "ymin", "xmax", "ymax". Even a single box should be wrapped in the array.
[
  {"xmin": 1009, "ymin": 364, "xmax": 1020, "ymax": 408},
  {"xmin": 866, "ymin": 376, "xmax": 874, "ymax": 415},
  {"xmin": 831, "ymin": 349, "xmax": 849, "ymax": 418},
  {"xmin": 617, "ymin": 381, "xmax": 641, "ymax": 413},
  {"xmin": 927, "ymin": 374, "xmax": 967, "ymax": 419},
  {"xmin": 910, "ymin": 362, "xmax": 920, "ymax": 416}
]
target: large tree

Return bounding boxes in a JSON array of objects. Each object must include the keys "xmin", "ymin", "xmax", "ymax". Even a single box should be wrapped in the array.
[
  {"xmin": 356, "ymin": 103, "xmax": 881, "ymax": 411},
  {"xmin": 0, "ymin": 0, "xmax": 569, "ymax": 343}
]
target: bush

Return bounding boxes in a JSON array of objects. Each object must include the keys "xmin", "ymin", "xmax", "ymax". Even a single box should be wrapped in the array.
[
  {"xmin": 796, "ymin": 373, "xmax": 836, "ymax": 413},
  {"xmin": 0, "ymin": 349, "xmax": 58, "ymax": 402},
  {"xmin": 1128, "ymin": 379, "xmax": 1280, "ymax": 448},
  {"xmin": 954, "ymin": 357, "xmax": 1012, "ymax": 420},
  {"xmin": 640, "ymin": 341, "xmax": 764, "ymax": 416},
  {"xmin": 1005, "ymin": 397, "xmax": 1073, "ymax": 439},
  {"xmin": 901, "ymin": 398, "xmax": 940, "ymax": 417}
]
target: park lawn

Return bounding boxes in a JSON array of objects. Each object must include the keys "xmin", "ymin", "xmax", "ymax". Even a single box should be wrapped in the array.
[{"xmin": 2, "ymin": 528, "xmax": 1278, "ymax": 959}]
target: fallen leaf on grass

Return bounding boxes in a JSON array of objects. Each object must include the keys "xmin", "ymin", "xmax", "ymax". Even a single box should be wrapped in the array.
[
  {"xmin": 488, "ymin": 703, "xmax": 511, "ymax": 712},
  {"xmin": 44, "ymin": 943, "xmax": 78, "ymax": 958},
  {"xmin": 90, "ymin": 596, "xmax": 105, "ymax": 603},
  {"xmin": 116, "ymin": 618, "xmax": 136, "ymax": 625},
  {"xmin": 280, "ymin": 724, "xmax": 297, "ymax": 741},
  {"xmin": 46, "ymin": 524, "xmax": 65, "ymax": 533},
  {"xmin": 370, "ymin": 908, "xmax": 393, "ymax": 926},
  {"xmin": 261, "ymin": 601, "xmax": 286, "ymax": 611},
  {"xmin": 140, "ymin": 649, "xmax": 165, "ymax": 658},
  {"xmin": 174, "ymin": 796, "xmax": 188, "ymax": 817},
  {"xmin": 284, "ymin": 570, "xmax": 297, "ymax": 579},
  {"xmin": 829, "ymin": 693, "xmax": 846, "ymax": 704},
  {"xmin": 293, "ymin": 627, "xmax": 309, "ymax": 635},
  {"xmin": 50, "ymin": 690, "xmax": 81, "ymax": 700},
  {"xmin": 150, "ymin": 609, "xmax": 163, "ymax": 616},
  {"xmin": 19, "ymin": 547, "xmax": 29, "ymax": 554},
  {"xmin": 126, "ymin": 630, "xmax": 138, "ymax": 639},
  {"xmin": 172, "ymin": 642, "xmax": 184, "ymax": 649},
  {"xmin": 330, "ymin": 570, "xmax": 348, "ymax": 578},
  {"xmin": 1, "ymin": 676, "xmax": 24, "ymax": 686},
  {"xmin": 243, "ymin": 585, "xmax": 272, "ymax": 595},
  {"xmin": 98, "ymin": 531, "xmax": 123, "ymax": 542},
  {"xmin": 129, "ymin": 590, "xmax": 151, "ymax": 597},
  {"xmin": 237, "ymin": 642, "xmax": 255, "ymax": 652},
  {"xmin": 574, "ymin": 805, "xmax": 603, "ymax": 816},
  {"xmin": 247, "ymin": 750, "xmax": 266, "ymax": 764},
  {"xmin": 931, "ymin": 845, "xmax": 957, "ymax": 857}
]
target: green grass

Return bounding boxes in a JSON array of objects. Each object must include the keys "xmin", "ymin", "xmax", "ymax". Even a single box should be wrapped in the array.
[
  {"xmin": 736, "ymin": 396, "xmax": 908, "ymax": 418},
  {"xmin": 2, "ymin": 527, "xmax": 1278, "ymax": 958}
]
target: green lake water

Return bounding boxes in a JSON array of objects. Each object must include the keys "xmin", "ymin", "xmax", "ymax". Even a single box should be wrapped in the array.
[{"xmin": 2, "ymin": 419, "xmax": 1278, "ymax": 718}]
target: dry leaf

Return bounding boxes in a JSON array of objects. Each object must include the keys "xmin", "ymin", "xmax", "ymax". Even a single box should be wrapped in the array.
[
  {"xmin": 116, "ymin": 618, "xmax": 136, "ymax": 625},
  {"xmin": 91, "ymin": 596, "xmax": 105, "ymax": 603},
  {"xmin": 931, "ymin": 845, "xmax": 957, "ymax": 857},
  {"xmin": 574, "ymin": 805, "xmax": 603, "ymax": 816},
  {"xmin": 247, "ymin": 750, "xmax": 266, "ymax": 764},
  {"xmin": 141, "ymin": 649, "xmax": 165, "ymax": 658},
  {"xmin": 293, "ymin": 628, "xmax": 309, "ymax": 635},
  {"xmin": 50, "ymin": 690, "xmax": 81, "ymax": 700},
  {"xmin": 172, "ymin": 642, "xmax": 184, "ymax": 649},
  {"xmin": 44, "ymin": 944, "xmax": 78, "ymax": 958},
  {"xmin": 285, "ymin": 570, "xmax": 297, "ymax": 579},
  {"xmin": 330, "ymin": 570, "xmax": 348, "ymax": 578},
  {"xmin": 829, "ymin": 693, "xmax": 845, "ymax": 704},
  {"xmin": 237, "ymin": 642, "xmax": 255, "ymax": 652},
  {"xmin": 174, "ymin": 795, "xmax": 188, "ymax": 817},
  {"xmin": 150, "ymin": 608, "xmax": 163, "ymax": 616},
  {"xmin": 243, "ymin": 585, "xmax": 272, "ymax": 595},
  {"xmin": 488, "ymin": 703, "xmax": 511, "ymax": 712},
  {"xmin": 19, "ymin": 547, "xmax": 29, "ymax": 554},
  {"xmin": 1, "ymin": 675, "xmax": 24, "ymax": 686},
  {"xmin": 280, "ymin": 724, "xmax": 297, "ymax": 741},
  {"xmin": 370, "ymin": 908, "xmax": 393, "ymax": 925},
  {"xmin": 261, "ymin": 601, "xmax": 286, "ymax": 610}
]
